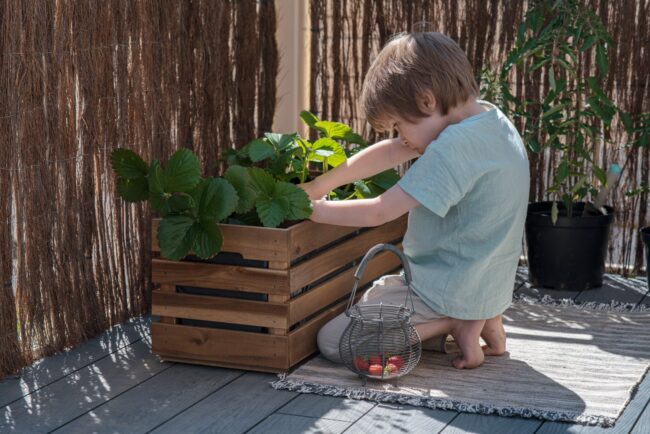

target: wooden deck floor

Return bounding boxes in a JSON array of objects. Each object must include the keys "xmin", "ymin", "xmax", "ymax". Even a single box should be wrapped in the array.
[{"xmin": 1, "ymin": 267, "xmax": 648, "ymax": 434}]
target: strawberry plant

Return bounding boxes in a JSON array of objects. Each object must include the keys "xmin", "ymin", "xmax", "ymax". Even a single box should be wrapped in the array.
[
  {"xmin": 224, "ymin": 111, "xmax": 400, "ymax": 202},
  {"xmin": 111, "ymin": 148, "xmax": 311, "ymax": 261},
  {"xmin": 112, "ymin": 113, "xmax": 401, "ymax": 261}
]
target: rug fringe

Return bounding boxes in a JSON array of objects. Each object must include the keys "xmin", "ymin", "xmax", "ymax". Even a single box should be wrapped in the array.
[
  {"xmin": 513, "ymin": 293, "xmax": 650, "ymax": 312},
  {"xmin": 270, "ymin": 377, "xmax": 616, "ymax": 427}
]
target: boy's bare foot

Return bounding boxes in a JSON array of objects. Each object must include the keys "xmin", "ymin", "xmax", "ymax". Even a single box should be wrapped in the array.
[
  {"xmin": 449, "ymin": 319, "xmax": 485, "ymax": 369},
  {"xmin": 480, "ymin": 315, "xmax": 507, "ymax": 356}
]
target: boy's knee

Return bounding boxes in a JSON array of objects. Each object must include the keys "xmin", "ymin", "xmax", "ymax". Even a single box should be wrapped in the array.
[{"xmin": 317, "ymin": 317, "xmax": 347, "ymax": 364}]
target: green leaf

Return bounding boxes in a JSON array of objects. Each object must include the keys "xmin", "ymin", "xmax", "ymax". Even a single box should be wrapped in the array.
[
  {"xmin": 256, "ymin": 195, "xmax": 290, "ymax": 228},
  {"xmin": 580, "ymin": 35, "xmax": 598, "ymax": 52},
  {"xmin": 551, "ymin": 201, "xmax": 559, "ymax": 225},
  {"xmin": 189, "ymin": 220, "xmax": 223, "ymax": 259},
  {"xmin": 527, "ymin": 137, "xmax": 541, "ymax": 153},
  {"xmin": 164, "ymin": 148, "xmax": 201, "ymax": 192},
  {"xmin": 620, "ymin": 111, "xmax": 633, "ymax": 132},
  {"xmin": 111, "ymin": 148, "xmax": 148, "ymax": 179},
  {"xmin": 275, "ymin": 182, "xmax": 312, "ymax": 221},
  {"xmin": 264, "ymin": 133, "xmax": 298, "ymax": 151},
  {"xmin": 194, "ymin": 178, "xmax": 238, "ymax": 222},
  {"xmin": 248, "ymin": 167, "xmax": 276, "ymax": 196},
  {"xmin": 310, "ymin": 138, "xmax": 347, "ymax": 167},
  {"xmin": 343, "ymin": 132, "xmax": 367, "ymax": 146},
  {"xmin": 596, "ymin": 44, "xmax": 608, "ymax": 76},
  {"xmin": 168, "ymin": 193, "xmax": 195, "ymax": 213},
  {"xmin": 149, "ymin": 192, "xmax": 171, "ymax": 217},
  {"xmin": 542, "ymin": 104, "xmax": 565, "ymax": 119},
  {"xmin": 300, "ymin": 110, "xmax": 320, "ymax": 129},
  {"xmin": 158, "ymin": 215, "xmax": 194, "ymax": 260},
  {"xmin": 148, "ymin": 160, "xmax": 164, "ymax": 194},
  {"xmin": 315, "ymin": 121, "xmax": 351, "ymax": 140},
  {"xmin": 354, "ymin": 180, "xmax": 372, "ymax": 197},
  {"xmin": 116, "ymin": 177, "xmax": 149, "ymax": 202},
  {"xmin": 369, "ymin": 169, "xmax": 400, "ymax": 190},
  {"xmin": 247, "ymin": 139, "xmax": 276, "ymax": 162},
  {"xmin": 592, "ymin": 165, "xmax": 607, "ymax": 186},
  {"xmin": 586, "ymin": 77, "xmax": 614, "ymax": 106},
  {"xmin": 224, "ymin": 165, "xmax": 258, "ymax": 214}
]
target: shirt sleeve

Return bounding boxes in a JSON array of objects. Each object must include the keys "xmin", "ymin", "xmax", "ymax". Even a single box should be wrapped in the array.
[{"xmin": 397, "ymin": 129, "xmax": 482, "ymax": 218}]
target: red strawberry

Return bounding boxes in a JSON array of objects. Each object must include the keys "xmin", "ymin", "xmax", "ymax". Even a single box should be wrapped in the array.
[
  {"xmin": 353, "ymin": 357, "xmax": 369, "ymax": 372},
  {"xmin": 388, "ymin": 355, "xmax": 404, "ymax": 370},
  {"xmin": 368, "ymin": 364, "xmax": 383, "ymax": 376},
  {"xmin": 385, "ymin": 362, "xmax": 398, "ymax": 374}
]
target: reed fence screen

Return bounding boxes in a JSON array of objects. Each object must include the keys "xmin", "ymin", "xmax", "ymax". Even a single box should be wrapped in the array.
[{"xmin": 0, "ymin": 0, "xmax": 278, "ymax": 379}]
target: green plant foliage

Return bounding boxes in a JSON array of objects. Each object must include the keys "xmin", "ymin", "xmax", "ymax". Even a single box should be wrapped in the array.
[
  {"xmin": 484, "ymin": 0, "xmax": 629, "ymax": 220},
  {"xmin": 112, "ymin": 147, "xmax": 241, "ymax": 261},
  {"xmin": 224, "ymin": 165, "xmax": 258, "ymax": 213}
]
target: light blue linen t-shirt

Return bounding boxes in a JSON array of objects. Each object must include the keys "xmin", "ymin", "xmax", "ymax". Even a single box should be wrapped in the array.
[{"xmin": 397, "ymin": 100, "xmax": 530, "ymax": 320}]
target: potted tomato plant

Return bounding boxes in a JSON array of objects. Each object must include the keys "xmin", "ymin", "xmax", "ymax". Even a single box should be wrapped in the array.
[{"xmin": 495, "ymin": 0, "xmax": 626, "ymax": 290}]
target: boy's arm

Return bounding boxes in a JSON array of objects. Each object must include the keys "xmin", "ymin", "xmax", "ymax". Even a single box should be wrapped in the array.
[
  {"xmin": 309, "ymin": 184, "xmax": 420, "ymax": 227},
  {"xmin": 300, "ymin": 137, "xmax": 419, "ymax": 200}
]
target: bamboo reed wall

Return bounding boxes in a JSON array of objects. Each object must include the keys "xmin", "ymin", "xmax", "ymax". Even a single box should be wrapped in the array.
[
  {"xmin": 0, "ymin": 0, "xmax": 277, "ymax": 380},
  {"xmin": 309, "ymin": 0, "xmax": 650, "ymax": 276}
]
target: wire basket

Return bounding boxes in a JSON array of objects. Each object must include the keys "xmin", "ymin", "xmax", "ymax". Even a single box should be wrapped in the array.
[{"xmin": 339, "ymin": 244, "xmax": 422, "ymax": 383}]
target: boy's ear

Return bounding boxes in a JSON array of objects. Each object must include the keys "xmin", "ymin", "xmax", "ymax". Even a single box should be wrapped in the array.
[{"xmin": 417, "ymin": 92, "xmax": 437, "ymax": 115}]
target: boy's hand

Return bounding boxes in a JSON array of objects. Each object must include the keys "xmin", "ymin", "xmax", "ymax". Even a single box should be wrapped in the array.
[{"xmin": 298, "ymin": 181, "xmax": 326, "ymax": 201}]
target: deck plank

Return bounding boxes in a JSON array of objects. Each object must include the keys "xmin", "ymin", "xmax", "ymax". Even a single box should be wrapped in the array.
[
  {"xmin": 0, "ymin": 316, "xmax": 151, "ymax": 408},
  {"xmin": 631, "ymin": 399, "xmax": 650, "ymax": 433},
  {"xmin": 247, "ymin": 413, "xmax": 351, "ymax": 434},
  {"xmin": 51, "ymin": 364, "xmax": 244, "ymax": 433},
  {"xmin": 343, "ymin": 403, "xmax": 456, "ymax": 434},
  {"xmin": 149, "ymin": 372, "xmax": 297, "ymax": 433},
  {"xmin": 275, "ymin": 394, "xmax": 375, "ymax": 422},
  {"xmin": 0, "ymin": 338, "xmax": 168, "ymax": 433},
  {"xmin": 574, "ymin": 274, "xmax": 648, "ymax": 305},
  {"xmin": 439, "ymin": 413, "xmax": 542, "ymax": 434}
]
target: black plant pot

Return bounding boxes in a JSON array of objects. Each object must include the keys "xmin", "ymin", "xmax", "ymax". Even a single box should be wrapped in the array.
[
  {"xmin": 525, "ymin": 201, "xmax": 615, "ymax": 291},
  {"xmin": 641, "ymin": 226, "xmax": 650, "ymax": 290}
]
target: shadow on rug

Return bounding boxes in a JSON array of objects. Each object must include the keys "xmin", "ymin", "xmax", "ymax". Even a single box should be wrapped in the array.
[{"xmin": 272, "ymin": 296, "xmax": 650, "ymax": 427}]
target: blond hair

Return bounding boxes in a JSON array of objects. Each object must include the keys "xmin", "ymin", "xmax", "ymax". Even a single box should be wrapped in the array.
[{"xmin": 360, "ymin": 32, "xmax": 479, "ymax": 131}]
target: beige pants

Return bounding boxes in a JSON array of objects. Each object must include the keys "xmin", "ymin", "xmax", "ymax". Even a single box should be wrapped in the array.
[{"xmin": 317, "ymin": 274, "xmax": 448, "ymax": 364}]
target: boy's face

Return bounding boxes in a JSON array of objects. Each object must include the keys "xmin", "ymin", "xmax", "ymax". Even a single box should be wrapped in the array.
[{"xmin": 387, "ymin": 112, "xmax": 443, "ymax": 155}]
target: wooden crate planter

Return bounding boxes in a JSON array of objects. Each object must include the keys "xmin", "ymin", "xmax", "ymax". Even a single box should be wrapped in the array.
[{"xmin": 150, "ymin": 215, "xmax": 407, "ymax": 372}]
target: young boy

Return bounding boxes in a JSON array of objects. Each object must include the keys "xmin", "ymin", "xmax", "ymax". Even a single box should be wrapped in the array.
[{"xmin": 300, "ymin": 31, "xmax": 530, "ymax": 369}]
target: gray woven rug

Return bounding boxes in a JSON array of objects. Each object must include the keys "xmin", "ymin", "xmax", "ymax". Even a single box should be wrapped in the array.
[{"xmin": 272, "ymin": 296, "xmax": 650, "ymax": 427}]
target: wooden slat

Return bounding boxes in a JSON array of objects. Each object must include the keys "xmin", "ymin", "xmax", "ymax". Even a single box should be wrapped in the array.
[
  {"xmin": 148, "ymin": 372, "xmax": 297, "ymax": 433},
  {"xmin": 55, "ymin": 364, "xmax": 244, "ymax": 434},
  {"xmin": 152, "ymin": 259, "xmax": 289, "ymax": 294},
  {"xmin": 344, "ymin": 403, "xmax": 455, "ymax": 434},
  {"xmin": 268, "ymin": 294, "xmax": 290, "ymax": 335},
  {"xmin": 152, "ymin": 219, "xmax": 290, "ymax": 262},
  {"xmin": 0, "ymin": 340, "xmax": 168, "ymax": 433},
  {"xmin": 152, "ymin": 291, "xmax": 289, "ymax": 329},
  {"xmin": 248, "ymin": 414, "xmax": 352, "ymax": 434},
  {"xmin": 288, "ymin": 292, "xmax": 364, "ymax": 367},
  {"xmin": 439, "ymin": 413, "xmax": 542, "ymax": 434},
  {"xmin": 288, "ymin": 215, "xmax": 407, "ymax": 292},
  {"xmin": 288, "ymin": 220, "xmax": 360, "ymax": 262},
  {"xmin": 152, "ymin": 323, "xmax": 290, "ymax": 371},
  {"xmin": 158, "ymin": 284, "xmax": 177, "ymax": 324},
  {"xmin": 276, "ymin": 394, "xmax": 375, "ymax": 422},
  {"xmin": 0, "ymin": 316, "xmax": 151, "ymax": 409},
  {"xmin": 288, "ymin": 244, "xmax": 403, "ymax": 326}
]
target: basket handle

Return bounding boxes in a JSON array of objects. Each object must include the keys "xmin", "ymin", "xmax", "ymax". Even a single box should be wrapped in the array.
[{"xmin": 345, "ymin": 243, "xmax": 416, "ymax": 316}]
